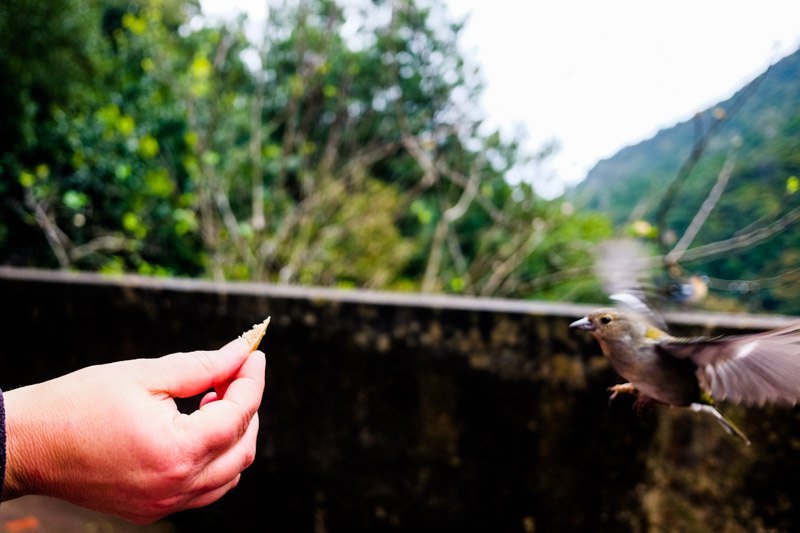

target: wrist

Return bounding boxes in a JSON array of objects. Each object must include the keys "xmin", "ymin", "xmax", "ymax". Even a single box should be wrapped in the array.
[{"xmin": 1, "ymin": 385, "xmax": 50, "ymax": 500}]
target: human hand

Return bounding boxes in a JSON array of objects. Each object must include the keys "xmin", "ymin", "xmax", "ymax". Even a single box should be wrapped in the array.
[{"xmin": 1, "ymin": 337, "xmax": 265, "ymax": 524}]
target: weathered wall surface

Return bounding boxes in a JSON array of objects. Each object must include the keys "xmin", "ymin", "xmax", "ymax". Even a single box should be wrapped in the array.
[{"xmin": 2, "ymin": 267, "xmax": 800, "ymax": 532}]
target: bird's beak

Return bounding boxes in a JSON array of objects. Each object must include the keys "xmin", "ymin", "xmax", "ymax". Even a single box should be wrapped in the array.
[{"xmin": 570, "ymin": 317, "xmax": 595, "ymax": 331}]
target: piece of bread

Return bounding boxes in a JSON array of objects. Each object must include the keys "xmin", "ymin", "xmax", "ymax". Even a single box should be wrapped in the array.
[{"xmin": 241, "ymin": 317, "xmax": 270, "ymax": 351}]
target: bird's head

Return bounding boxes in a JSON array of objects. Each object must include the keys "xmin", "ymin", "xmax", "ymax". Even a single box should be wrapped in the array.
[{"xmin": 570, "ymin": 308, "xmax": 665, "ymax": 344}]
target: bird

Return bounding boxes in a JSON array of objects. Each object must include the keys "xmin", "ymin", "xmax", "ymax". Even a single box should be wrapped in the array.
[{"xmin": 570, "ymin": 307, "xmax": 800, "ymax": 445}]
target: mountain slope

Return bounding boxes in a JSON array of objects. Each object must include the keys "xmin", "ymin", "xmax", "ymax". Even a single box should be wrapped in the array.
[
  {"xmin": 574, "ymin": 47, "xmax": 800, "ymax": 224},
  {"xmin": 571, "ymin": 47, "xmax": 800, "ymax": 313}
]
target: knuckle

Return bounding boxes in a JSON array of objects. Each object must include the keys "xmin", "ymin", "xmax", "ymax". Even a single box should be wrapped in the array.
[
  {"xmin": 151, "ymin": 493, "xmax": 187, "ymax": 514},
  {"xmin": 242, "ymin": 442, "xmax": 257, "ymax": 470}
]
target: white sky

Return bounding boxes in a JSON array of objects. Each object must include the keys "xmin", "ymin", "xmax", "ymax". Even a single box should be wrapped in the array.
[{"xmin": 201, "ymin": 0, "xmax": 800, "ymax": 197}]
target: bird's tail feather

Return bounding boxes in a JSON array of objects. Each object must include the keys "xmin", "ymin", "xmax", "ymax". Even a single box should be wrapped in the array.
[{"xmin": 690, "ymin": 403, "xmax": 751, "ymax": 446}]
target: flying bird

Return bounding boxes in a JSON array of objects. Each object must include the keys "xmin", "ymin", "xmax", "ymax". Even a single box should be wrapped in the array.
[{"xmin": 571, "ymin": 308, "xmax": 800, "ymax": 445}]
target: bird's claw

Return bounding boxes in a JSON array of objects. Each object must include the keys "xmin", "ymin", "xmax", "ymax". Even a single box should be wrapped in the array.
[{"xmin": 607, "ymin": 383, "xmax": 640, "ymax": 405}]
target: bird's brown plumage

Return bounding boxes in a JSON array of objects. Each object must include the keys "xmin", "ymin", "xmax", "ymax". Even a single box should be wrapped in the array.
[
  {"xmin": 572, "ymin": 308, "xmax": 800, "ymax": 407},
  {"xmin": 571, "ymin": 309, "xmax": 700, "ymax": 406}
]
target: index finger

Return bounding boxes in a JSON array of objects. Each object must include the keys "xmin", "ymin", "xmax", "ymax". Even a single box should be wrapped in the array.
[
  {"xmin": 156, "ymin": 337, "xmax": 251, "ymax": 399},
  {"xmin": 187, "ymin": 350, "xmax": 266, "ymax": 452}
]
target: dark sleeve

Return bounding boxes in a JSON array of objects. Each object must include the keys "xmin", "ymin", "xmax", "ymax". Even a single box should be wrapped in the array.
[{"xmin": 0, "ymin": 388, "xmax": 6, "ymax": 504}]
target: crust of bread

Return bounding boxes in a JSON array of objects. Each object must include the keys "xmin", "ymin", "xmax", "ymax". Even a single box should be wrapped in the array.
[{"xmin": 241, "ymin": 316, "xmax": 270, "ymax": 352}]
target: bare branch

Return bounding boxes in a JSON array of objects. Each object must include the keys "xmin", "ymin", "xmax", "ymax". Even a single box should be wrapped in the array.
[
  {"xmin": 340, "ymin": 141, "xmax": 402, "ymax": 179},
  {"xmin": 211, "ymin": 31, "xmax": 235, "ymax": 69},
  {"xmin": 678, "ymin": 205, "xmax": 800, "ymax": 264},
  {"xmin": 401, "ymin": 134, "xmax": 439, "ymax": 191},
  {"xmin": 421, "ymin": 150, "xmax": 485, "ymax": 292},
  {"xmin": 446, "ymin": 229, "xmax": 474, "ymax": 295},
  {"xmin": 666, "ymin": 145, "xmax": 738, "ymax": 264},
  {"xmin": 250, "ymin": 70, "xmax": 266, "ymax": 232},
  {"xmin": 434, "ymin": 159, "xmax": 508, "ymax": 226},
  {"xmin": 318, "ymin": 78, "xmax": 351, "ymax": 178},
  {"xmin": 24, "ymin": 188, "xmax": 135, "ymax": 268},
  {"xmin": 444, "ymin": 161, "xmax": 482, "ymax": 224},
  {"xmin": 653, "ymin": 59, "xmax": 775, "ymax": 244},
  {"xmin": 421, "ymin": 217, "xmax": 448, "ymax": 292},
  {"xmin": 514, "ymin": 265, "xmax": 596, "ymax": 292},
  {"xmin": 479, "ymin": 221, "xmax": 547, "ymax": 297},
  {"xmin": 24, "ymin": 189, "xmax": 70, "ymax": 268},
  {"xmin": 704, "ymin": 267, "xmax": 800, "ymax": 291},
  {"xmin": 201, "ymin": 161, "xmax": 259, "ymax": 269},
  {"xmin": 70, "ymin": 235, "xmax": 132, "ymax": 261}
]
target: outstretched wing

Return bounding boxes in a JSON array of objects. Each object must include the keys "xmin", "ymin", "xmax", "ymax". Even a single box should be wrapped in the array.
[
  {"xmin": 595, "ymin": 238, "xmax": 669, "ymax": 330},
  {"xmin": 656, "ymin": 323, "xmax": 800, "ymax": 406}
]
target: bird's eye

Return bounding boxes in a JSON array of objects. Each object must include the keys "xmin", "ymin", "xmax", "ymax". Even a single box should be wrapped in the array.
[{"xmin": 600, "ymin": 316, "xmax": 612, "ymax": 325}]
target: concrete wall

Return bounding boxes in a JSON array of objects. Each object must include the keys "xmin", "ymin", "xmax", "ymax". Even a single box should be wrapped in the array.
[{"xmin": 2, "ymin": 267, "xmax": 799, "ymax": 532}]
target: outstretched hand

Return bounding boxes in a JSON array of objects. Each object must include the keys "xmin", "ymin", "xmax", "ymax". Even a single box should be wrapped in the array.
[{"xmin": 1, "ymin": 337, "xmax": 265, "ymax": 524}]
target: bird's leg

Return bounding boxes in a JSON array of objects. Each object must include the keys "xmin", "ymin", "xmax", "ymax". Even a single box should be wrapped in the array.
[
  {"xmin": 607, "ymin": 382, "xmax": 640, "ymax": 404},
  {"xmin": 632, "ymin": 395, "xmax": 660, "ymax": 414}
]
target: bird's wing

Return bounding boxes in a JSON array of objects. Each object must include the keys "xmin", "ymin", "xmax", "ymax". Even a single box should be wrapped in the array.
[
  {"xmin": 656, "ymin": 323, "xmax": 800, "ymax": 406},
  {"xmin": 595, "ymin": 238, "xmax": 669, "ymax": 330}
]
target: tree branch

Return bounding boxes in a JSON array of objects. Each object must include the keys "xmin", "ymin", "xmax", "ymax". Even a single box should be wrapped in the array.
[
  {"xmin": 479, "ymin": 221, "xmax": 547, "ymax": 297},
  {"xmin": 421, "ymin": 216, "xmax": 448, "ymax": 292},
  {"xmin": 677, "ymin": 205, "xmax": 800, "ymax": 264},
  {"xmin": 653, "ymin": 59, "xmax": 774, "ymax": 245},
  {"xmin": 446, "ymin": 229, "xmax": 474, "ymax": 295},
  {"xmin": 24, "ymin": 189, "xmax": 71, "ymax": 269},
  {"xmin": 666, "ymin": 144, "xmax": 738, "ymax": 264}
]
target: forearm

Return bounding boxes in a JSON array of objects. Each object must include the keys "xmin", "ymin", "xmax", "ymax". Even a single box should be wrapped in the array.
[{"xmin": 0, "ymin": 388, "xmax": 6, "ymax": 503}]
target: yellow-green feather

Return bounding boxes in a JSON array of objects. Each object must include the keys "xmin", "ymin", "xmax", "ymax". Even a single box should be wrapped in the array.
[
  {"xmin": 645, "ymin": 326, "xmax": 668, "ymax": 340},
  {"xmin": 699, "ymin": 392, "xmax": 715, "ymax": 405}
]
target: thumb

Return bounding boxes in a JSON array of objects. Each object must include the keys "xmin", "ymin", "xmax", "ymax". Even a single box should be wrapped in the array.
[{"xmin": 154, "ymin": 337, "xmax": 251, "ymax": 399}]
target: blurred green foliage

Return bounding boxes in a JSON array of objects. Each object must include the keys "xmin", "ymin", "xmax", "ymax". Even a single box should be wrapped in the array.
[{"xmin": 0, "ymin": 0, "xmax": 611, "ymax": 300}]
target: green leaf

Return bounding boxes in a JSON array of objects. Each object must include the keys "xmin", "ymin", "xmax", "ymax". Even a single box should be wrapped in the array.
[
  {"xmin": 787, "ymin": 175, "xmax": 799, "ymax": 195},
  {"xmin": 63, "ymin": 190, "xmax": 89, "ymax": 210},
  {"xmin": 323, "ymin": 85, "xmax": 338, "ymax": 98},
  {"xmin": 95, "ymin": 104, "xmax": 120, "ymax": 126},
  {"xmin": 410, "ymin": 199, "xmax": 433, "ymax": 225},
  {"xmin": 35, "ymin": 164, "xmax": 50, "ymax": 178},
  {"xmin": 202, "ymin": 151, "xmax": 220, "ymax": 166},
  {"xmin": 138, "ymin": 134, "xmax": 160, "ymax": 158},
  {"xmin": 122, "ymin": 212, "xmax": 139, "ymax": 232},
  {"xmin": 190, "ymin": 54, "xmax": 212, "ymax": 79},
  {"xmin": 100, "ymin": 256, "xmax": 126, "ymax": 275},
  {"xmin": 263, "ymin": 144, "xmax": 282, "ymax": 159},
  {"xmin": 115, "ymin": 115, "xmax": 136, "ymax": 136},
  {"xmin": 122, "ymin": 13, "xmax": 146, "ymax": 35},
  {"xmin": 115, "ymin": 164, "xmax": 132, "ymax": 181},
  {"xmin": 19, "ymin": 171, "xmax": 35, "ymax": 188},
  {"xmin": 173, "ymin": 208, "xmax": 198, "ymax": 236},
  {"xmin": 122, "ymin": 212, "xmax": 147, "ymax": 238},
  {"xmin": 184, "ymin": 131, "xmax": 198, "ymax": 148},
  {"xmin": 144, "ymin": 168, "xmax": 174, "ymax": 196}
]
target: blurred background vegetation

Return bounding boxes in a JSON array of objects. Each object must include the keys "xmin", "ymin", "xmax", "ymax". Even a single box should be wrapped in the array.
[
  {"xmin": 3, "ymin": 0, "xmax": 800, "ymax": 314},
  {"xmin": 0, "ymin": 0, "xmax": 611, "ymax": 303}
]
